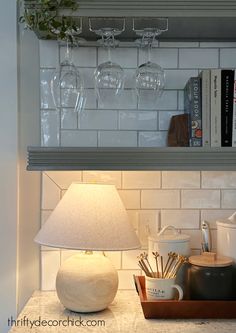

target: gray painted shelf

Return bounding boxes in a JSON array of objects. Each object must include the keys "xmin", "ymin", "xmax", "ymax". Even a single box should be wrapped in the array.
[{"xmin": 27, "ymin": 147, "xmax": 236, "ymax": 171}]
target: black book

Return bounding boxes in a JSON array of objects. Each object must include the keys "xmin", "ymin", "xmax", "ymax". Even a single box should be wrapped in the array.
[{"xmin": 221, "ymin": 70, "xmax": 234, "ymax": 146}]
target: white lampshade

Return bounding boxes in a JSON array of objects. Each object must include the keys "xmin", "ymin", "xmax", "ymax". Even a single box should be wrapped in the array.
[{"xmin": 35, "ymin": 183, "xmax": 140, "ymax": 251}]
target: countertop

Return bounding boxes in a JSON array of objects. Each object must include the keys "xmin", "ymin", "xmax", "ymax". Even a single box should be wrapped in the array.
[{"xmin": 9, "ymin": 290, "xmax": 236, "ymax": 333}]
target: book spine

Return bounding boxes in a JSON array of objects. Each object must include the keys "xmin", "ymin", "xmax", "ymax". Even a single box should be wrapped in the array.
[
  {"xmin": 210, "ymin": 69, "xmax": 221, "ymax": 147},
  {"xmin": 201, "ymin": 70, "xmax": 211, "ymax": 147},
  {"xmin": 232, "ymin": 71, "xmax": 236, "ymax": 147},
  {"xmin": 184, "ymin": 77, "xmax": 202, "ymax": 147},
  {"xmin": 221, "ymin": 70, "xmax": 234, "ymax": 146}
]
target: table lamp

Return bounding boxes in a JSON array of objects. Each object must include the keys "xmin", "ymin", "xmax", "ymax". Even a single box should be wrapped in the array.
[{"xmin": 34, "ymin": 183, "xmax": 140, "ymax": 313}]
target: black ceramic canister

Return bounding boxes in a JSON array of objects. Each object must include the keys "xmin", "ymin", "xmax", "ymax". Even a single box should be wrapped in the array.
[{"xmin": 188, "ymin": 252, "xmax": 234, "ymax": 300}]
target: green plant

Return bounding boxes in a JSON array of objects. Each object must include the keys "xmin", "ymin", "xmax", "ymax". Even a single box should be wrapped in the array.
[{"xmin": 19, "ymin": 0, "xmax": 79, "ymax": 41}]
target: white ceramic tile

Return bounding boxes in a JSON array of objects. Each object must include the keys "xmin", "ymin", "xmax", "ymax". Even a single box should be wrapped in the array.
[
  {"xmin": 139, "ymin": 131, "xmax": 167, "ymax": 147},
  {"xmin": 124, "ymin": 69, "xmax": 136, "ymax": 89},
  {"xmin": 209, "ymin": 229, "xmax": 217, "ymax": 250},
  {"xmin": 162, "ymin": 171, "xmax": 200, "ymax": 189},
  {"xmin": 220, "ymin": 49, "xmax": 236, "ymax": 68},
  {"xmin": 139, "ymin": 48, "xmax": 178, "ymax": 68},
  {"xmin": 119, "ymin": 111, "xmax": 158, "ymax": 130},
  {"xmin": 159, "ymin": 111, "xmax": 183, "ymax": 130},
  {"xmin": 98, "ymin": 131, "xmax": 137, "ymax": 147},
  {"xmin": 41, "ymin": 251, "xmax": 60, "ymax": 290},
  {"xmin": 138, "ymin": 210, "xmax": 160, "ymax": 247},
  {"xmin": 222, "ymin": 190, "xmax": 236, "ymax": 208},
  {"xmin": 200, "ymin": 42, "xmax": 236, "ymax": 48},
  {"xmin": 98, "ymin": 48, "xmax": 137, "ymax": 68},
  {"xmin": 138, "ymin": 90, "xmax": 177, "ymax": 111},
  {"xmin": 122, "ymin": 250, "xmax": 141, "ymax": 269},
  {"xmin": 61, "ymin": 108, "xmax": 78, "ymax": 129},
  {"xmin": 41, "ymin": 210, "xmax": 54, "ymax": 251},
  {"xmin": 42, "ymin": 174, "xmax": 61, "ymax": 210},
  {"xmin": 161, "ymin": 210, "xmax": 200, "ymax": 229},
  {"xmin": 117, "ymin": 270, "xmax": 141, "ymax": 290},
  {"xmin": 122, "ymin": 171, "xmax": 161, "ymax": 189},
  {"xmin": 157, "ymin": 90, "xmax": 178, "ymax": 110},
  {"xmin": 141, "ymin": 190, "xmax": 180, "ymax": 209},
  {"xmin": 60, "ymin": 46, "xmax": 97, "ymax": 67},
  {"xmin": 40, "ymin": 69, "xmax": 56, "ymax": 109},
  {"xmin": 39, "ymin": 40, "xmax": 59, "ymax": 68},
  {"xmin": 98, "ymin": 89, "xmax": 137, "ymax": 110},
  {"xmin": 182, "ymin": 230, "xmax": 202, "ymax": 249},
  {"xmin": 60, "ymin": 89, "xmax": 84, "ymax": 108},
  {"xmin": 200, "ymin": 209, "xmax": 235, "ymax": 229},
  {"xmin": 45, "ymin": 171, "xmax": 82, "ymax": 189},
  {"xmin": 61, "ymin": 130, "xmax": 97, "ymax": 147},
  {"xmin": 105, "ymin": 252, "xmax": 122, "ymax": 270},
  {"xmin": 79, "ymin": 110, "xmax": 118, "ymax": 130},
  {"xmin": 41, "ymin": 110, "xmax": 60, "ymax": 147},
  {"xmin": 160, "ymin": 42, "xmax": 199, "ymax": 48},
  {"xmin": 178, "ymin": 91, "xmax": 184, "ymax": 110},
  {"xmin": 77, "ymin": 68, "xmax": 95, "ymax": 88},
  {"xmin": 118, "ymin": 190, "xmax": 140, "ymax": 209},
  {"xmin": 202, "ymin": 171, "xmax": 236, "ymax": 188},
  {"xmin": 83, "ymin": 171, "xmax": 122, "ymax": 188},
  {"xmin": 182, "ymin": 190, "xmax": 220, "ymax": 208},
  {"xmin": 179, "ymin": 49, "xmax": 218, "ymax": 68},
  {"xmin": 126, "ymin": 210, "xmax": 139, "ymax": 231},
  {"xmin": 84, "ymin": 89, "xmax": 97, "ymax": 109},
  {"xmin": 191, "ymin": 249, "xmax": 201, "ymax": 255},
  {"xmin": 165, "ymin": 69, "xmax": 198, "ymax": 89}
]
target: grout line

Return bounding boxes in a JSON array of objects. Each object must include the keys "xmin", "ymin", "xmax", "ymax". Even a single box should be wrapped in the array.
[
  {"xmin": 218, "ymin": 48, "xmax": 221, "ymax": 68},
  {"xmin": 177, "ymin": 47, "xmax": 180, "ymax": 68}
]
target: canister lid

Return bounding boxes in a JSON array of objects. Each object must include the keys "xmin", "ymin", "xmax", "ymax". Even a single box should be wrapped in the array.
[
  {"xmin": 189, "ymin": 252, "xmax": 233, "ymax": 267},
  {"xmin": 149, "ymin": 225, "xmax": 190, "ymax": 244},
  {"xmin": 216, "ymin": 212, "xmax": 236, "ymax": 229}
]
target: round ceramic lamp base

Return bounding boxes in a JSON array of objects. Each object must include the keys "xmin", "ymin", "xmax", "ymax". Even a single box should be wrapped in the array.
[{"xmin": 56, "ymin": 252, "xmax": 118, "ymax": 313}]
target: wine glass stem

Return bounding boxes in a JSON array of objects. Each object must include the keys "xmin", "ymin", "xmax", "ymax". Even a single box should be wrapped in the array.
[
  {"xmin": 147, "ymin": 45, "xmax": 151, "ymax": 62},
  {"xmin": 65, "ymin": 38, "xmax": 72, "ymax": 63},
  {"xmin": 107, "ymin": 46, "xmax": 111, "ymax": 62}
]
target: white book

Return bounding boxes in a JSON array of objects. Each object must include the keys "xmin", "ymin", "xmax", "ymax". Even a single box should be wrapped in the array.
[
  {"xmin": 232, "ymin": 71, "xmax": 236, "ymax": 147},
  {"xmin": 210, "ymin": 69, "xmax": 221, "ymax": 147},
  {"xmin": 200, "ymin": 70, "xmax": 211, "ymax": 147}
]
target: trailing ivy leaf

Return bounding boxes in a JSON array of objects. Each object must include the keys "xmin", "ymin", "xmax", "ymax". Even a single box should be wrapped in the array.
[{"xmin": 19, "ymin": 0, "xmax": 79, "ymax": 40}]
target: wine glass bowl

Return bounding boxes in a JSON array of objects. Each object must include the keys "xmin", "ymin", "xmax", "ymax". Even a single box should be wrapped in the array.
[
  {"xmin": 94, "ymin": 61, "xmax": 125, "ymax": 102},
  {"xmin": 51, "ymin": 59, "xmax": 85, "ymax": 112},
  {"xmin": 50, "ymin": 17, "xmax": 86, "ymax": 113},
  {"xmin": 133, "ymin": 18, "xmax": 168, "ymax": 105},
  {"xmin": 89, "ymin": 18, "xmax": 126, "ymax": 105},
  {"xmin": 136, "ymin": 61, "xmax": 165, "ymax": 93}
]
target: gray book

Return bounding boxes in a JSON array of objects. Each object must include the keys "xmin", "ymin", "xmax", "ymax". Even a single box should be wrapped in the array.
[{"xmin": 184, "ymin": 77, "xmax": 202, "ymax": 147}]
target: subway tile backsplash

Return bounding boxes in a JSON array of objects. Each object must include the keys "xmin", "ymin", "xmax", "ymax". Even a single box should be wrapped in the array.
[
  {"xmin": 41, "ymin": 171, "xmax": 236, "ymax": 290},
  {"xmin": 40, "ymin": 42, "xmax": 236, "ymax": 147},
  {"xmin": 39, "ymin": 42, "xmax": 236, "ymax": 290}
]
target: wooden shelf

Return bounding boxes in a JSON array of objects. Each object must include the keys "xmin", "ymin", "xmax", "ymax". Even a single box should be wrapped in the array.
[
  {"xmin": 27, "ymin": 146, "xmax": 236, "ymax": 171},
  {"xmin": 25, "ymin": 1, "xmax": 236, "ymax": 41}
]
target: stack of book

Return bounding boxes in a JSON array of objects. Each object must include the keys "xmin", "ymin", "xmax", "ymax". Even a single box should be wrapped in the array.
[{"xmin": 184, "ymin": 69, "xmax": 236, "ymax": 147}]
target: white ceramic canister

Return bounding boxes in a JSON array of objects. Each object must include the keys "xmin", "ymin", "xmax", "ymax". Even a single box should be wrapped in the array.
[
  {"xmin": 148, "ymin": 225, "xmax": 190, "ymax": 297},
  {"xmin": 148, "ymin": 225, "xmax": 190, "ymax": 268},
  {"xmin": 216, "ymin": 212, "xmax": 236, "ymax": 262}
]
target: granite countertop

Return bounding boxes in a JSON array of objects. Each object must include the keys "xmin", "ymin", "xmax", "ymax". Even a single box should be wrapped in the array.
[{"xmin": 9, "ymin": 290, "xmax": 236, "ymax": 333}]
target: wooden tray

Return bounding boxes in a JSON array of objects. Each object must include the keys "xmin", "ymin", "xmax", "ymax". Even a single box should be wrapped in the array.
[{"xmin": 134, "ymin": 275, "xmax": 236, "ymax": 319}]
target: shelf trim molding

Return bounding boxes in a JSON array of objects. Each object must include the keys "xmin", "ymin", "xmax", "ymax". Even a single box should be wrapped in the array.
[{"xmin": 27, "ymin": 147, "xmax": 236, "ymax": 171}]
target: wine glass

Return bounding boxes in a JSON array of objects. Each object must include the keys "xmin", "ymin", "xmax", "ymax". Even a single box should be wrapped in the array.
[
  {"xmin": 89, "ymin": 18, "xmax": 125, "ymax": 105},
  {"xmin": 50, "ymin": 17, "xmax": 86, "ymax": 113},
  {"xmin": 133, "ymin": 18, "xmax": 168, "ymax": 107}
]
